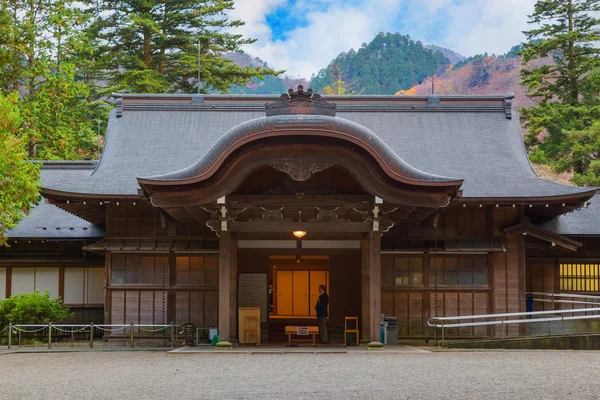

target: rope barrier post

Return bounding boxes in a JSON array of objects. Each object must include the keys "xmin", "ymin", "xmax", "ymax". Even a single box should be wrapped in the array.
[
  {"xmin": 90, "ymin": 323, "xmax": 94, "ymax": 349},
  {"xmin": 130, "ymin": 323, "xmax": 134, "ymax": 348},
  {"xmin": 170, "ymin": 321, "xmax": 175, "ymax": 349},
  {"xmin": 7, "ymin": 323, "xmax": 11, "ymax": 350},
  {"xmin": 48, "ymin": 323, "xmax": 52, "ymax": 350},
  {"xmin": 441, "ymin": 320, "xmax": 445, "ymax": 347}
]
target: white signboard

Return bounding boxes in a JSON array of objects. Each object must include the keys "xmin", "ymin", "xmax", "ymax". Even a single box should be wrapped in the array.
[
  {"xmin": 296, "ymin": 327, "xmax": 309, "ymax": 336},
  {"xmin": 238, "ymin": 273, "xmax": 268, "ymax": 323}
]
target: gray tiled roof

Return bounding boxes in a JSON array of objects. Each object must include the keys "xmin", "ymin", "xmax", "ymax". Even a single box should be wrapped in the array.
[
  {"xmin": 7, "ymin": 163, "xmax": 104, "ymax": 239},
  {"xmin": 44, "ymin": 98, "xmax": 593, "ymax": 199},
  {"xmin": 540, "ymin": 194, "xmax": 600, "ymax": 236}
]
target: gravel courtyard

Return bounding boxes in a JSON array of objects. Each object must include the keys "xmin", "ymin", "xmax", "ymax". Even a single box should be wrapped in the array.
[{"xmin": 1, "ymin": 350, "xmax": 600, "ymax": 399}]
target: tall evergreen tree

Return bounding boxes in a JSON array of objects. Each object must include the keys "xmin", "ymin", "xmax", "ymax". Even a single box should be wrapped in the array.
[
  {"xmin": 521, "ymin": 0, "xmax": 600, "ymax": 104},
  {"xmin": 0, "ymin": 0, "xmax": 103, "ymax": 159},
  {"xmin": 88, "ymin": 0, "xmax": 280, "ymax": 94},
  {"xmin": 520, "ymin": 0, "xmax": 600, "ymax": 183}
]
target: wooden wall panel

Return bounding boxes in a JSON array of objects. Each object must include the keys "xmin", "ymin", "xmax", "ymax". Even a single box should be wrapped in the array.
[
  {"xmin": 125, "ymin": 291, "xmax": 140, "ymax": 324},
  {"xmin": 204, "ymin": 290, "xmax": 219, "ymax": 327},
  {"xmin": 111, "ymin": 291, "xmax": 125, "ymax": 324},
  {"xmin": 409, "ymin": 292, "xmax": 423, "ymax": 336},
  {"xmin": 473, "ymin": 293, "xmax": 488, "ymax": 336},
  {"xmin": 140, "ymin": 291, "xmax": 154, "ymax": 325},
  {"xmin": 381, "ymin": 291, "xmax": 394, "ymax": 317},
  {"xmin": 394, "ymin": 291, "xmax": 409, "ymax": 336},
  {"xmin": 190, "ymin": 291, "xmax": 204, "ymax": 327},
  {"xmin": 527, "ymin": 261, "xmax": 556, "ymax": 312},
  {"xmin": 459, "ymin": 292, "xmax": 473, "ymax": 336},
  {"xmin": 175, "ymin": 291, "xmax": 190, "ymax": 324}
]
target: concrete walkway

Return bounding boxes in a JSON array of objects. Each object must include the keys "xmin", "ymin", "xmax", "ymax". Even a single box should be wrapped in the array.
[
  {"xmin": 169, "ymin": 344, "xmax": 431, "ymax": 354},
  {"xmin": 0, "ymin": 344, "xmax": 430, "ymax": 355}
]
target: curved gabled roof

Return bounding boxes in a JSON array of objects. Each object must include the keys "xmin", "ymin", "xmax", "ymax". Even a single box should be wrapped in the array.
[
  {"xmin": 139, "ymin": 114, "xmax": 462, "ymax": 187},
  {"xmin": 42, "ymin": 94, "xmax": 594, "ymax": 201}
]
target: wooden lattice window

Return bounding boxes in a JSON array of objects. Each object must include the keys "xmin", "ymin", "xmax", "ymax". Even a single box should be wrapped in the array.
[
  {"xmin": 111, "ymin": 255, "xmax": 168, "ymax": 285},
  {"xmin": 560, "ymin": 263, "xmax": 600, "ymax": 292},
  {"xmin": 430, "ymin": 256, "xmax": 488, "ymax": 287},
  {"xmin": 175, "ymin": 256, "xmax": 218, "ymax": 286}
]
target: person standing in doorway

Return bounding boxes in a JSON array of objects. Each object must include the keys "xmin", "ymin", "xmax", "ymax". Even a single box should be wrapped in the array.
[{"xmin": 314, "ymin": 284, "xmax": 329, "ymax": 344}]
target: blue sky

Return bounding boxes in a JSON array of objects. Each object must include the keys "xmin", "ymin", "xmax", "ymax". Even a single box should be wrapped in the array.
[{"xmin": 228, "ymin": 0, "xmax": 538, "ymax": 78}]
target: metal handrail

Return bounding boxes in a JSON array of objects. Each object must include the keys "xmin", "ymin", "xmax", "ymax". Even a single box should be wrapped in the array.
[
  {"xmin": 534, "ymin": 299, "xmax": 600, "ymax": 306},
  {"xmin": 431, "ymin": 314, "xmax": 600, "ymax": 328},
  {"xmin": 428, "ymin": 307, "xmax": 600, "ymax": 347},
  {"xmin": 528, "ymin": 292, "xmax": 600, "ymax": 300},
  {"xmin": 427, "ymin": 307, "xmax": 600, "ymax": 325}
]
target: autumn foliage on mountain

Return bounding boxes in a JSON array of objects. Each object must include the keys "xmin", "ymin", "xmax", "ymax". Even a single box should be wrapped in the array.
[{"xmin": 396, "ymin": 45, "xmax": 552, "ymax": 109}]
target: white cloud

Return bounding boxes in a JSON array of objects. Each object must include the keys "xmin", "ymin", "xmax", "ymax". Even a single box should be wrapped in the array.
[
  {"xmin": 229, "ymin": 0, "xmax": 538, "ymax": 78},
  {"xmin": 439, "ymin": 0, "xmax": 538, "ymax": 56},
  {"xmin": 228, "ymin": 0, "xmax": 287, "ymax": 42}
]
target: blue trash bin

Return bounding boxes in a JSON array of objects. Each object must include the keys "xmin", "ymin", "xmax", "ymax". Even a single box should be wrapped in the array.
[{"xmin": 380, "ymin": 322, "xmax": 388, "ymax": 344}]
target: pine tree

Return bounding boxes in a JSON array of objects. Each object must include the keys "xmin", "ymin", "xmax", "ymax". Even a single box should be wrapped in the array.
[
  {"xmin": 521, "ymin": 0, "xmax": 600, "ymax": 104},
  {"xmin": 88, "ymin": 0, "xmax": 280, "ymax": 94},
  {"xmin": 520, "ymin": 0, "xmax": 600, "ymax": 182}
]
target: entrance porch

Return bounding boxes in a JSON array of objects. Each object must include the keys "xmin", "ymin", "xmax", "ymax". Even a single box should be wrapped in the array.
[{"xmin": 224, "ymin": 233, "xmax": 379, "ymax": 345}]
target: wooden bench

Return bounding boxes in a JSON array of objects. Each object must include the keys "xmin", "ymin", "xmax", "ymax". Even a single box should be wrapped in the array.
[{"xmin": 285, "ymin": 326, "xmax": 319, "ymax": 346}]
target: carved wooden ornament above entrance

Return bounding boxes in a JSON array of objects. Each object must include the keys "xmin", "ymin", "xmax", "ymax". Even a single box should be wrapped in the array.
[
  {"xmin": 269, "ymin": 161, "xmax": 331, "ymax": 182},
  {"xmin": 265, "ymin": 85, "xmax": 336, "ymax": 117}
]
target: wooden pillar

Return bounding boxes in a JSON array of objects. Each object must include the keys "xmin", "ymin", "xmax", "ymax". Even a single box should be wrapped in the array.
[
  {"xmin": 517, "ymin": 234, "xmax": 527, "ymax": 336},
  {"xmin": 361, "ymin": 231, "xmax": 381, "ymax": 342},
  {"xmin": 230, "ymin": 237, "xmax": 238, "ymax": 342},
  {"xmin": 218, "ymin": 231, "xmax": 237, "ymax": 341}
]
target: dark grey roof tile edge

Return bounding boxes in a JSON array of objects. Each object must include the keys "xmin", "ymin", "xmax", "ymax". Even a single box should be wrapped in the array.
[{"xmin": 113, "ymin": 92, "xmax": 515, "ymax": 101}]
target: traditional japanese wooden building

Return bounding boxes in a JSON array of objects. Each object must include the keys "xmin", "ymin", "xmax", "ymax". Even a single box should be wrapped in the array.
[{"xmin": 2, "ymin": 87, "xmax": 599, "ymax": 342}]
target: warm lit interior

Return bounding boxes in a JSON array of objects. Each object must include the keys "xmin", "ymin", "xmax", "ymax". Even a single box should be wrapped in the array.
[{"xmin": 270, "ymin": 256, "xmax": 329, "ymax": 318}]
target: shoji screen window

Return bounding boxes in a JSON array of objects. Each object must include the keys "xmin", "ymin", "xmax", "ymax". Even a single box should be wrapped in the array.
[{"xmin": 560, "ymin": 263, "xmax": 599, "ymax": 292}]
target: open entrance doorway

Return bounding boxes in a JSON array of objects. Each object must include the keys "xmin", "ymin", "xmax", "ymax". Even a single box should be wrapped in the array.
[
  {"xmin": 268, "ymin": 255, "xmax": 329, "ymax": 343},
  {"xmin": 237, "ymin": 249, "xmax": 361, "ymax": 345}
]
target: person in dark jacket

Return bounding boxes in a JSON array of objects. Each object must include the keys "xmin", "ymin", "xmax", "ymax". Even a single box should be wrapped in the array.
[{"xmin": 314, "ymin": 284, "xmax": 329, "ymax": 344}]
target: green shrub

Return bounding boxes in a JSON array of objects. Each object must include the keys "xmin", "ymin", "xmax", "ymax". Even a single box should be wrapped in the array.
[{"xmin": 0, "ymin": 291, "xmax": 70, "ymax": 332}]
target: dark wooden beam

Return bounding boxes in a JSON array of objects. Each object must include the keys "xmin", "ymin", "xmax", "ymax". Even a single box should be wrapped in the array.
[
  {"xmin": 503, "ymin": 222, "xmax": 582, "ymax": 252},
  {"xmin": 227, "ymin": 194, "xmax": 372, "ymax": 209},
  {"xmin": 230, "ymin": 221, "xmax": 372, "ymax": 233}
]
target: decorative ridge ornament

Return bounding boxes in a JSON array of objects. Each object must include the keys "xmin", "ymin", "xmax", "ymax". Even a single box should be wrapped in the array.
[{"xmin": 265, "ymin": 85, "xmax": 336, "ymax": 116}]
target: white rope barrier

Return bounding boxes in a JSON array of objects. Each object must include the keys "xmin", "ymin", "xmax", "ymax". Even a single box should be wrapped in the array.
[
  {"xmin": 93, "ymin": 326, "xmax": 128, "ymax": 333},
  {"xmin": 51, "ymin": 326, "xmax": 90, "ymax": 334},
  {"xmin": 138, "ymin": 326, "xmax": 170, "ymax": 333},
  {"xmin": 11, "ymin": 326, "xmax": 48, "ymax": 333}
]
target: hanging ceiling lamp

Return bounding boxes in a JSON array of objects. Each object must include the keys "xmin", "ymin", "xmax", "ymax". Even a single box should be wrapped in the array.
[
  {"xmin": 293, "ymin": 209, "xmax": 306, "ymax": 239},
  {"xmin": 293, "ymin": 230, "xmax": 307, "ymax": 239}
]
